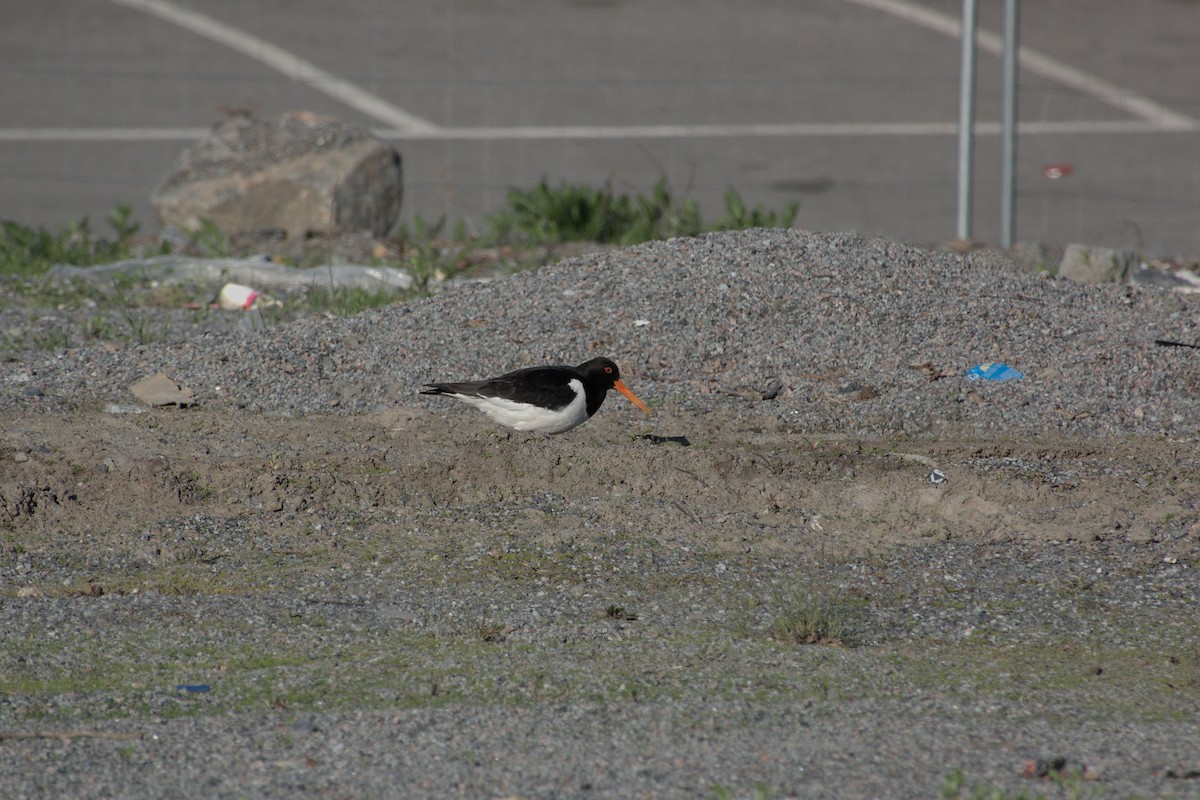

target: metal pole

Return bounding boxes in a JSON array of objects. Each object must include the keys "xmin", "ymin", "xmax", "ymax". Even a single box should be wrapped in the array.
[
  {"xmin": 956, "ymin": 0, "xmax": 977, "ymax": 241},
  {"xmin": 1000, "ymin": 0, "xmax": 1020, "ymax": 248}
]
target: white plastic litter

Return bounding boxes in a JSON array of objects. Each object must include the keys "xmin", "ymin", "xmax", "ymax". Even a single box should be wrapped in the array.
[{"xmin": 218, "ymin": 283, "xmax": 260, "ymax": 310}]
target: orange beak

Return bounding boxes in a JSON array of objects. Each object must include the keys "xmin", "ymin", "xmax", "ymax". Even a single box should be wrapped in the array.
[{"xmin": 613, "ymin": 379, "xmax": 652, "ymax": 415}]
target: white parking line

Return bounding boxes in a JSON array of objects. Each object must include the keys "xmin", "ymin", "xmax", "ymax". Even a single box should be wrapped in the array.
[
  {"xmin": 0, "ymin": 128, "xmax": 213, "ymax": 142},
  {"xmin": 3, "ymin": 118, "xmax": 1195, "ymax": 143},
  {"xmin": 391, "ymin": 118, "xmax": 1200, "ymax": 140},
  {"xmin": 107, "ymin": 0, "xmax": 440, "ymax": 134},
  {"xmin": 843, "ymin": 0, "xmax": 1197, "ymax": 130}
]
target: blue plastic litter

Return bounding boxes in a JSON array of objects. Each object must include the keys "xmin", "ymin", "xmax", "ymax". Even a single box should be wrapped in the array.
[
  {"xmin": 966, "ymin": 363, "xmax": 1024, "ymax": 381},
  {"xmin": 175, "ymin": 684, "xmax": 211, "ymax": 693}
]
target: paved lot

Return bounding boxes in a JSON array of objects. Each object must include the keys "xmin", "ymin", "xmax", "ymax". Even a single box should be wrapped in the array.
[{"xmin": 3, "ymin": 0, "xmax": 1198, "ymax": 253}]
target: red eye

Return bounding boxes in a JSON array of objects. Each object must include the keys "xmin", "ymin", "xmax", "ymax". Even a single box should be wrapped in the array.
[{"xmin": 605, "ymin": 366, "xmax": 612, "ymax": 373}]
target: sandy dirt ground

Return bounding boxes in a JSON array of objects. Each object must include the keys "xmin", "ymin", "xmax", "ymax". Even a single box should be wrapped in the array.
[{"xmin": 4, "ymin": 405, "xmax": 1196, "ymax": 560}]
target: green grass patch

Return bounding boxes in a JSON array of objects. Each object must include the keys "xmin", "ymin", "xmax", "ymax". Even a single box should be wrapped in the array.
[
  {"xmin": 486, "ymin": 177, "xmax": 797, "ymax": 247},
  {"xmin": 712, "ymin": 783, "xmax": 778, "ymax": 800},
  {"xmin": 294, "ymin": 284, "xmax": 404, "ymax": 317},
  {"xmin": 0, "ymin": 205, "xmax": 159, "ymax": 277},
  {"xmin": 2, "ymin": 609, "xmax": 1197, "ymax": 727},
  {"xmin": 898, "ymin": 637, "xmax": 1200, "ymax": 722},
  {"xmin": 939, "ymin": 766, "xmax": 1104, "ymax": 800},
  {"xmin": 768, "ymin": 588, "xmax": 864, "ymax": 646}
]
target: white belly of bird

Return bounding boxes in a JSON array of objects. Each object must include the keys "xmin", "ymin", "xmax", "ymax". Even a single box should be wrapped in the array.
[{"xmin": 460, "ymin": 378, "xmax": 589, "ymax": 434}]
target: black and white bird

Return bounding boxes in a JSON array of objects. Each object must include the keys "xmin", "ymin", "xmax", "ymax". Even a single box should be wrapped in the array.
[{"xmin": 420, "ymin": 357, "xmax": 651, "ymax": 434}]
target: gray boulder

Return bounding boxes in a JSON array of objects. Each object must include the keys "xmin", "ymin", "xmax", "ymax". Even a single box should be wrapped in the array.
[{"xmin": 152, "ymin": 111, "xmax": 403, "ymax": 238}]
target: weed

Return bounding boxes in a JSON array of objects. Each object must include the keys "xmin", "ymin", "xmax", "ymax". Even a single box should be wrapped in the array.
[
  {"xmin": 605, "ymin": 604, "xmax": 638, "ymax": 621},
  {"xmin": 393, "ymin": 214, "xmax": 457, "ymax": 293},
  {"xmin": 120, "ymin": 307, "xmax": 170, "ymax": 345},
  {"xmin": 301, "ymin": 284, "xmax": 401, "ymax": 317},
  {"xmin": 768, "ymin": 591, "xmax": 849, "ymax": 646},
  {"xmin": 21, "ymin": 326, "xmax": 72, "ymax": 351},
  {"xmin": 486, "ymin": 177, "xmax": 796, "ymax": 247},
  {"xmin": 0, "ymin": 205, "xmax": 144, "ymax": 277},
  {"xmin": 188, "ymin": 219, "xmax": 232, "ymax": 258},
  {"xmin": 939, "ymin": 767, "xmax": 1101, "ymax": 800},
  {"xmin": 712, "ymin": 188, "xmax": 799, "ymax": 231},
  {"xmin": 81, "ymin": 315, "xmax": 117, "ymax": 340},
  {"xmin": 475, "ymin": 619, "xmax": 510, "ymax": 642},
  {"xmin": 106, "ymin": 204, "xmax": 141, "ymax": 245},
  {"xmin": 489, "ymin": 179, "xmax": 638, "ymax": 245},
  {"xmin": 712, "ymin": 782, "xmax": 776, "ymax": 800}
]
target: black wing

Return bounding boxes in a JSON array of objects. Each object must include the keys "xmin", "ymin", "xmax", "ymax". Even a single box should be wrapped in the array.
[{"xmin": 423, "ymin": 366, "xmax": 579, "ymax": 411}]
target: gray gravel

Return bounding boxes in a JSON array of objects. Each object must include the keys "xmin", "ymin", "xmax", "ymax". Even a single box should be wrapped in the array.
[
  {"xmin": 4, "ymin": 533, "xmax": 1199, "ymax": 799},
  {"xmin": 6, "ymin": 229, "xmax": 1199, "ymax": 436}
]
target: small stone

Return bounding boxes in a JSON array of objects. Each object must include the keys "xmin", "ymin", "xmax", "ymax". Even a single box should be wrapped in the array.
[{"xmin": 131, "ymin": 373, "xmax": 196, "ymax": 408}]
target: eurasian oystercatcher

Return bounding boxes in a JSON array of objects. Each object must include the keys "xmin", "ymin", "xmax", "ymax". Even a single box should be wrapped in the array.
[{"xmin": 420, "ymin": 357, "xmax": 651, "ymax": 434}]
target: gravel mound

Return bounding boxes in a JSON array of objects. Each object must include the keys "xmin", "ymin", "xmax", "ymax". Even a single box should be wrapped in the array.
[{"xmin": 7, "ymin": 229, "xmax": 1198, "ymax": 438}]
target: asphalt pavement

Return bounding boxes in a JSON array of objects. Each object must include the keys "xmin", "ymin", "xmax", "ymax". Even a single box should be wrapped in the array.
[{"xmin": 3, "ymin": 0, "xmax": 1198, "ymax": 254}]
